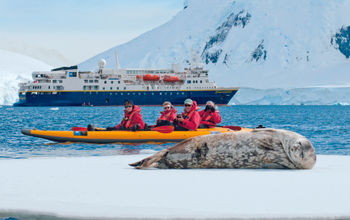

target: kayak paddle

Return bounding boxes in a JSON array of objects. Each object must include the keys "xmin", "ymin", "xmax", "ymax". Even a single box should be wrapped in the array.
[
  {"xmin": 72, "ymin": 126, "xmax": 174, "ymax": 133},
  {"xmin": 221, "ymin": 126, "xmax": 242, "ymax": 131},
  {"xmin": 151, "ymin": 126, "xmax": 174, "ymax": 133}
]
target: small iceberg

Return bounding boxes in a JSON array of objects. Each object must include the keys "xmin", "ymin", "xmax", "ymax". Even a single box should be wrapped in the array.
[
  {"xmin": 50, "ymin": 107, "xmax": 59, "ymax": 111},
  {"xmin": 333, "ymin": 102, "xmax": 350, "ymax": 106}
]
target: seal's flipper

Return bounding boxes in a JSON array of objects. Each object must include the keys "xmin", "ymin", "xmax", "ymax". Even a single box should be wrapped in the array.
[
  {"xmin": 129, "ymin": 160, "xmax": 144, "ymax": 167},
  {"xmin": 129, "ymin": 150, "xmax": 169, "ymax": 169}
]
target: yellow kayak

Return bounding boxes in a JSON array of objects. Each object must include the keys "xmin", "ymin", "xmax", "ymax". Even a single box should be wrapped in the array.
[{"xmin": 21, "ymin": 127, "xmax": 252, "ymax": 144}]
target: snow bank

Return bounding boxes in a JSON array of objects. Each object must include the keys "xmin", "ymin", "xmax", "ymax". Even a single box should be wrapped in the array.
[
  {"xmin": 0, "ymin": 155, "xmax": 349, "ymax": 219},
  {"xmin": 0, "ymin": 49, "xmax": 51, "ymax": 105},
  {"xmin": 232, "ymin": 87, "xmax": 350, "ymax": 105}
]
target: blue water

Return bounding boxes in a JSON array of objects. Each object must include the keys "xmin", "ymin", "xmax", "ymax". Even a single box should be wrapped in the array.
[{"xmin": 1, "ymin": 105, "xmax": 349, "ymax": 159}]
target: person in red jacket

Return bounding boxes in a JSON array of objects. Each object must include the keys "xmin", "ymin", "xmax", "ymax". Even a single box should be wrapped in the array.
[
  {"xmin": 174, "ymin": 99, "xmax": 200, "ymax": 131},
  {"xmin": 155, "ymin": 101, "xmax": 177, "ymax": 127},
  {"xmin": 107, "ymin": 100, "xmax": 145, "ymax": 131},
  {"xmin": 198, "ymin": 101, "xmax": 222, "ymax": 128}
]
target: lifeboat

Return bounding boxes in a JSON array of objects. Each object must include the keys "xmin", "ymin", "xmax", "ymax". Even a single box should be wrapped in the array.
[
  {"xmin": 136, "ymin": 75, "xmax": 142, "ymax": 80},
  {"xmin": 21, "ymin": 127, "xmax": 251, "ymax": 144},
  {"xmin": 163, "ymin": 75, "xmax": 180, "ymax": 82},
  {"xmin": 143, "ymin": 74, "xmax": 160, "ymax": 81}
]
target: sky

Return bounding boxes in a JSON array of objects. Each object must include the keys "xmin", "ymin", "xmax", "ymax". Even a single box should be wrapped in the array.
[{"xmin": 0, "ymin": 0, "xmax": 183, "ymax": 66}]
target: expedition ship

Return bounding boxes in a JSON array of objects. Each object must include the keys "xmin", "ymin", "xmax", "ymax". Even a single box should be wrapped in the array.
[{"xmin": 14, "ymin": 54, "xmax": 238, "ymax": 106}]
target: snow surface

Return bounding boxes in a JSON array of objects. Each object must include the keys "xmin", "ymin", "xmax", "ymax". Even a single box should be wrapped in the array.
[
  {"xmin": 232, "ymin": 86, "xmax": 350, "ymax": 105},
  {"xmin": 78, "ymin": 0, "xmax": 350, "ymax": 89},
  {"xmin": 0, "ymin": 155, "xmax": 349, "ymax": 219},
  {"xmin": 0, "ymin": 49, "xmax": 51, "ymax": 105}
]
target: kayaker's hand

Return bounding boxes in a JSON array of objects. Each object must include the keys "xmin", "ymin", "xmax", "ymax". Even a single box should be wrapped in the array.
[
  {"xmin": 132, "ymin": 124, "xmax": 140, "ymax": 131},
  {"xmin": 177, "ymin": 117, "xmax": 184, "ymax": 122}
]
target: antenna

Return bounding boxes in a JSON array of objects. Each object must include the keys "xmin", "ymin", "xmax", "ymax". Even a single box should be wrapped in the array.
[
  {"xmin": 190, "ymin": 49, "xmax": 204, "ymax": 69},
  {"xmin": 115, "ymin": 50, "xmax": 120, "ymax": 70},
  {"xmin": 190, "ymin": 48, "xmax": 195, "ymax": 69}
]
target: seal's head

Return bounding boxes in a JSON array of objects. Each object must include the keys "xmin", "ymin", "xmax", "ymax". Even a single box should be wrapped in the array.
[{"xmin": 287, "ymin": 137, "xmax": 316, "ymax": 169}]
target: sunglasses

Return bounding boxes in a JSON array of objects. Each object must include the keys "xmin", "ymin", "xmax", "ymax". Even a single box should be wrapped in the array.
[
  {"xmin": 164, "ymin": 106, "xmax": 170, "ymax": 109},
  {"xmin": 185, "ymin": 104, "xmax": 192, "ymax": 107},
  {"xmin": 125, "ymin": 105, "xmax": 133, "ymax": 108}
]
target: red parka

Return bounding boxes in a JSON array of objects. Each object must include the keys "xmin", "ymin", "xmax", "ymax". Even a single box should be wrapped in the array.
[
  {"xmin": 116, "ymin": 105, "xmax": 145, "ymax": 130},
  {"xmin": 178, "ymin": 101, "xmax": 200, "ymax": 130},
  {"xmin": 156, "ymin": 107, "xmax": 177, "ymax": 124},
  {"xmin": 199, "ymin": 109, "xmax": 222, "ymax": 128}
]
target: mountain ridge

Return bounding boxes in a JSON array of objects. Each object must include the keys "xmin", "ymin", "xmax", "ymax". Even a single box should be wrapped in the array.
[{"xmin": 78, "ymin": 0, "xmax": 350, "ymax": 89}]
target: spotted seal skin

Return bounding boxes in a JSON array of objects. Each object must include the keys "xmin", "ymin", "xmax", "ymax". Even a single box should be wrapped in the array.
[{"xmin": 129, "ymin": 128, "xmax": 316, "ymax": 169}]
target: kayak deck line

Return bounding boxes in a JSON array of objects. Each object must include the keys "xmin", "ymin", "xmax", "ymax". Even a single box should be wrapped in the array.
[{"xmin": 21, "ymin": 127, "xmax": 251, "ymax": 144}]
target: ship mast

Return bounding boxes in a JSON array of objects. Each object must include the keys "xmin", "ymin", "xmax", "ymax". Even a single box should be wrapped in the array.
[{"xmin": 115, "ymin": 50, "xmax": 120, "ymax": 70}]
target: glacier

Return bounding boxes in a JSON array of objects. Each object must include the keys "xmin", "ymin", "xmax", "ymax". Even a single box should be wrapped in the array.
[
  {"xmin": 231, "ymin": 86, "xmax": 350, "ymax": 105},
  {"xmin": 0, "ymin": 49, "xmax": 51, "ymax": 105},
  {"xmin": 79, "ymin": 0, "xmax": 350, "ymax": 89}
]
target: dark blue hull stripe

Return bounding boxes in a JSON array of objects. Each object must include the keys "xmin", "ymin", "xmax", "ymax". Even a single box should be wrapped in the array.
[{"xmin": 15, "ymin": 90, "xmax": 237, "ymax": 106}]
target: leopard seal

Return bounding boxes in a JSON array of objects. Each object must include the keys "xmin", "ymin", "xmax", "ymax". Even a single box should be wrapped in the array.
[{"xmin": 129, "ymin": 128, "xmax": 316, "ymax": 169}]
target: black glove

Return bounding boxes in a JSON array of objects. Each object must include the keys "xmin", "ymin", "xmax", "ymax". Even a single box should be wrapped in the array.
[
  {"xmin": 132, "ymin": 124, "xmax": 140, "ymax": 131},
  {"xmin": 106, "ymin": 126, "xmax": 117, "ymax": 131}
]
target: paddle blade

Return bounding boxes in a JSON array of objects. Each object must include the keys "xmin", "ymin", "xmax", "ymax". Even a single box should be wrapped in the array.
[
  {"xmin": 222, "ymin": 126, "xmax": 242, "ymax": 131},
  {"xmin": 72, "ymin": 127, "xmax": 88, "ymax": 131},
  {"xmin": 151, "ymin": 126, "xmax": 174, "ymax": 133}
]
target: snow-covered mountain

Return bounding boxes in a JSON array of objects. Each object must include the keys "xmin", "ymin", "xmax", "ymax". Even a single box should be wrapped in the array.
[
  {"xmin": 79, "ymin": 0, "xmax": 350, "ymax": 89},
  {"xmin": 0, "ymin": 49, "xmax": 51, "ymax": 105}
]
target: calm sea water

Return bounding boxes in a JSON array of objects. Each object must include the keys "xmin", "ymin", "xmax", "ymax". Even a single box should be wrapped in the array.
[{"xmin": 0, "ymin": 105, "xmax": 349, "ymax": 159}]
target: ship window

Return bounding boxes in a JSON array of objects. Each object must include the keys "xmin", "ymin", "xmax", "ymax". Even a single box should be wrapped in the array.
[
  {"xmin": 138, "ymin": 93, "xmax": 141, "ymax": 95},
  {"xmin": 133, "ymin": 93, "xmax": 135, "ymax": 95},
  {"xmin": 187, "ymin": 80, "xmax": 191, "ymax": 84},
  {"xmin": 110, "ymin": 87, "xmax": 113, "ymax": 90},
  {"xmin": 53, "ymin": 80, "xmax": 57, "ymax": 83},
  {"xmin": 176, "ymin": 92, "xmax": 179, "ymax": 95},
  {"xmin": 121, "ymin": 93, "xmax": 123, "ymax": 95},
  {"xmin": 110, "ymin": 93, "xmax": 112, "ymax": 95},
  {"xmin": 94, "ymin": 80, "xmax": 98, "ymax": 83},
  {"xmin": 124, "ymin": 87, "xmax": 126, "ymax": 90},
  {"xmin": 94, "ymin": 86, "xmax": 99, "ymax": 90},
  {"xmin": 111, "ymin": 81, "xmax": 114, "ymax": 84},
  {"xmin": 103, "ymin": 87, "xmax": 105, "ymax": 90},
  {"xmin": 89, "ymin": 80, "xmax": 93, "ymax": 83},
  {"xmin": 117, "ymin": 87, "xmax": 119, "ymax": 90},
  {"xmin": 160, "ymin": 92, "xmax": 162, "ymax": 95},
  {"xmin": 104, "ymin": 81, "xmax": 107, "ymax": 84},
  {"xmin": 48, "ymin": 86, "xmax": 50, "ymax": 89},
  {"xmin": 182, "ymin": 92, "xmax": 185, "ymax": 95},
  {"xmin": 200, "ymin": 80, "xmax": 202, "ymax": 83},
  {"xmin": 84, "ymin": 80, "xmax": 88, "ymax": 83},
  {"xmin": 164, "ymin": 92, "xmax": 167, "ymax": 95},
  {"xmin": 152, "ymin": 93, "xmax": 154, "ymax": 95},
  {"xmin": 127, "ymin": 93, "xmax": 130, "ymax": 95},
  {"xmin": 118, "ymin": 81, "xmax": 120, "ymax": 84},
  {"xmin": 170, "ymin": 92, "xmax": 172, "ymax": 95},
  {"xmin": 58, "ymin": 80, "xmax": 62, "ymax": 83}
]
